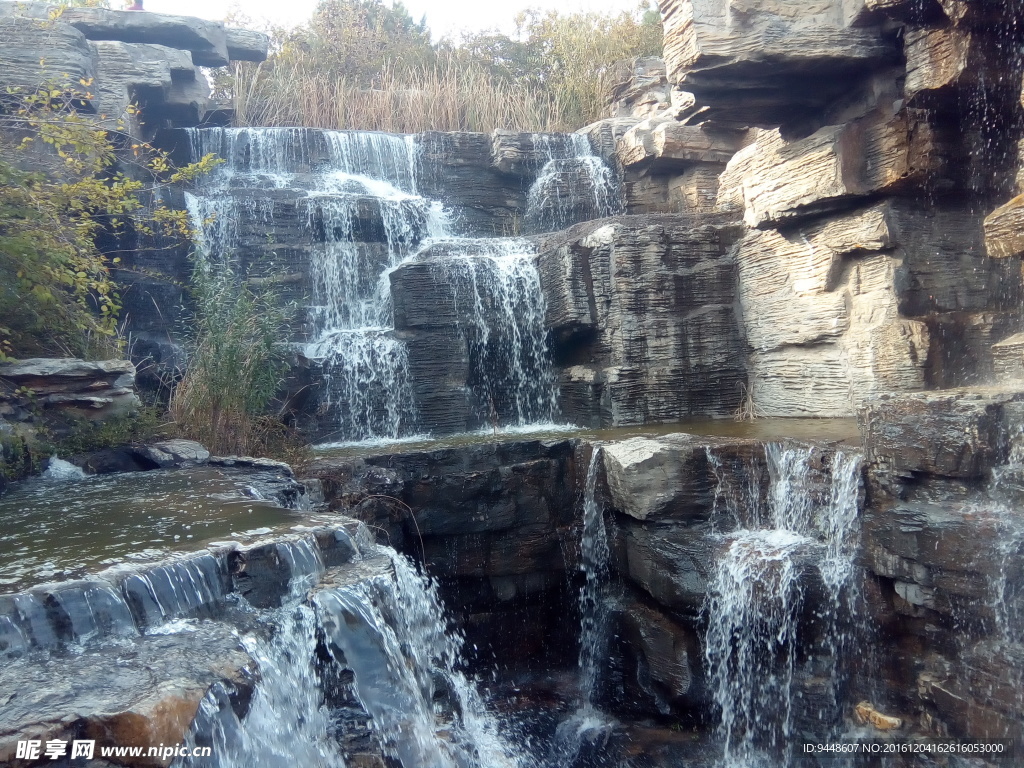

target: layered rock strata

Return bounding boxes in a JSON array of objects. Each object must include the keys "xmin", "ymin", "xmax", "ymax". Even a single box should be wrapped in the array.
[
  {"xmin": 537, "ymin": 214, "xmax": 747, "ymax": 426},
  {"xmin": 0, "ymin": 2, "xmax": 268, "ymax": 134}
]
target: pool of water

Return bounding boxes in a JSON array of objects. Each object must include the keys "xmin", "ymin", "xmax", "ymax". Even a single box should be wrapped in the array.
[
  {"xmin": 314, "ymin": 418, "xmax": 862, "ymax": 459},
  {"xmin": 0, "ymin": 467, "xmax": 304, "ymax": 592}
]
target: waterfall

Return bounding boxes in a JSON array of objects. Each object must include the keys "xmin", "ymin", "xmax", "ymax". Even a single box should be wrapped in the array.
[
  {"xmin": 179, "ymin": 544, "xmax": 521, "ymax": 768},
  {"xmin": 183, "ymin": 604, "xmax": 348, "ymax": 768},
  {"xmin": 185, "ymin": 127, "xmax": 428, "ymax": 443},
  {"xmin": 545, "ymin": 446, "xmax": 615, "ymax": 766},
  {"xmin": 317, "ymin": 550, "xmax": 522, "ymax": 768},
  {"xmin": 440, "ymin": 238, "xmax": 558, "ymax": 426},
  {"xmin": 185, "ymin": 126, "xmax": 591, "ymax": 442},
  {"xmin": 525, "ymin": 134, "xmax": 621, "ymax": 234},
  {"xmin": 577, "ymin": 447, "xmax": 610, "ymax": 706},
  {"xmin": 703, "ymin": 444, "xmax": 863, "ymax": 767}
]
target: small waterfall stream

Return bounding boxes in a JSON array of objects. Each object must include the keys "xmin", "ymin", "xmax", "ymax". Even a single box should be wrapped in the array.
[
  {"xmin": 525, "ymin": 134, "xmax": 622, "ymax": 233},
  {"xmin": 179, "ymin": 544, "xmax": 522, "ymax": 768},
  {"xmin": 703, "ymin": 444, "xmax": 864, "ymax": 767},
  {"xmin": 185, "ymin": 128, "xmax": 429, "ymax": 443},
  {"xmin": 318, "ymin": 550, "xmax": 522, "ymax": 768}
]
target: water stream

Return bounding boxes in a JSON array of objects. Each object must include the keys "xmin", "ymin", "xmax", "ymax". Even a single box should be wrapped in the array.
[
  {"xmin": 546, "ymin": 446, "xmax": 615, "ymax": 766},
  {"xmin": 184, "ymin": 127, "xmax": 619, "ymax": 444},
  {"xmin": 703, "ymin": 444, "xmax": 864, "ymax": 767}
]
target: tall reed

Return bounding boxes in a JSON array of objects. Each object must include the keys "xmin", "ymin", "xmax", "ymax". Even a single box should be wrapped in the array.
[
  {"xmin": 168, "ymin": 260, "xmax": 293, "ymax": 457},
  {"xmin": 231, "ymin": 54, "xmax": 574, "ymax": 133}
]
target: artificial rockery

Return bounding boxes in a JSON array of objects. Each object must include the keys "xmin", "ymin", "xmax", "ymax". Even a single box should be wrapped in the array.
[{"xmin": 2, "ymin": 0, "xmax": 1024, "ymax": 767}]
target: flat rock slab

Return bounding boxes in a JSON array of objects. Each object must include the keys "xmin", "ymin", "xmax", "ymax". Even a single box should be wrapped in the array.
[
  {"xmin": 859, "ymin": 386, "xmax": 1024, "ymax": 479},
  {"xmin": 0, "ymin": 623, "xmax": 251, "ymax": 767},
  {"xmin": 61, "ymin": 8, "xmax": 232, "ymax": 66}
]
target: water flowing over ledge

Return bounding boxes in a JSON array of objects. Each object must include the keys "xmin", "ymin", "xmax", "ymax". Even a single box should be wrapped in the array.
[{"xmin": 183, "ymin": 127, "xmax": 620, "ymax": 444}]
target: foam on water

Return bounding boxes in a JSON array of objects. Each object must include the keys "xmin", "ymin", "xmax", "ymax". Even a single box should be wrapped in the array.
[{"xmin": 703, "ymin": 444, "xmax": 864, "ymax": 768}]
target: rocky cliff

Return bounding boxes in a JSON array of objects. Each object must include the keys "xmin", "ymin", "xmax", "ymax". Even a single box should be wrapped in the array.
[{"xmin": 0, "ymin": 2, "xmax": 267, "ymax": 135}]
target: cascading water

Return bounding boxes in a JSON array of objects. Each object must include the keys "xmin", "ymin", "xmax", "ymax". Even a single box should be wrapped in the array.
[
  {"xmin": 185, "ymin": 127, "xmax": 430, "ymax": 443},
  {"xmin": 546, "ymin": 446, "xmax": 615, "ymax": 766},
  {"xmin": 180, "ymin": 543, "xmax": 521, "ymax": 768},
  {"xmin": 440, "ymin": 238, "xmax": 558, "ymax": 426},
  {"xmin": 318, "ymin": 549, "xmax": 522, "ymax": 768},
  {"xmin": 525, "ymin": 134, "xmax": 621, "ymax": 234},
  {"xmin": 184, "ymin": 127, "xmax": 591, "ymax": 442},
  {"xmin": 703, "ymin": 443, "xmax": 864, "ymax": 768},
  {"xmin": 577, "ymin": 447, "xmax": 611, "ymax": 708}
]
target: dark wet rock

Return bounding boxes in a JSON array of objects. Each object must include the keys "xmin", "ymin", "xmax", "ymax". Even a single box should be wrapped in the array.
[
  {"xmin": 614, "ymin": 521, "xmax": 718, "ymax": 615},
  {"xmin": 859, "ymin": 387, "xmax": 1024, "ymax": 483},
  {"xmin": 309, "ymin": 440, "xmax": 580, "ymax": 667},
  {"xmin": 415, "ymin": 131, "xmax": 529, "ymax": 236},
  {"xmin": 309, "ymin": 440, "xmax": 577, "ymax": 573},
  {"xmin": 0, "ymin": 624, "xmax": 253, "ymax": 768},
  {"xmin": 917, "ymin": 643, "xmax": 1024, "ymax": 747},
  {"xmin": 861, "ymin": 500, "xmax": 1012, "ymax": 627},
  {"xmin": 490, "ymin": 131, "xmax": 582, "ymax": 176},
  {"xmin": 614, "ymin": 597, "xmax": 701, "ymax": 706}
]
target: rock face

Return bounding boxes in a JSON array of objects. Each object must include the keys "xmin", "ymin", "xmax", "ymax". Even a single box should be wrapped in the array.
[
  {"xmin": 307, "ymin": 440, "xmax": 580, "ymax": 666},
  {"xmin": 858, "ymin": 385, "xmax": 1024, "ymax": 750},
  {"xmin": 859, "ymin": 387, "xmax": 1024, "ymax": 482},
  {"xmin": 0, "ymin": 357, "xmax": 140, "ymax": 423},
  {"xmin": 0, "ymin": 16, "xmax": 96, "ymax": 90},
  {"xmin": 538, "ymin": 214, "xmax": 747, "ymax": 426},
  {"xmin": 984, "ymin": 194, "xmax": 1024, "ymax": 260},
  {"xmin": 734, "ymin": 200, "xmax": 1020, "ymax": 416},
  {"xmin": 605, "ymin": 57, "xmax": 677, "ymax": 120},
  {"xmin": 658, "ymin": 0, "xmax": 897, "ymax": 128},
  {"xmin": 0, "ymin": 1, "xmax": 268, "ymax": 134}
]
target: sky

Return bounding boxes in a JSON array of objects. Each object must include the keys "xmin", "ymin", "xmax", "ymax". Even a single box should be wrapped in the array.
[{"xmin": 143, "ymin": 0, "xmax": 647, "ymax": 41}]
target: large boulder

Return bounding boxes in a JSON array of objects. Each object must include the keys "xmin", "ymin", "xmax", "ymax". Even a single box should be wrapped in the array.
[
  {"xmin": 604, "ymin": 57, "xmax": 675, "ymax": 120},
  {"xmin": 538, "ymin": 215, "xmax": 747, "ymax": 427},
  {"xmin": 615, "ymin": 119, "xmax": 748, "ymax": 172},
  {"xmin": 716, "ymin": 111, "xmax": 949, "ymax": 229},
  {"xmin": 0, "ymin": 16, "xmax": 95, "ymax": 91},
  {"xmin": 0, "ymin": 358, "xmax": 140, "ymax": 422},
  {"xmin": 658, "ymin": 0, "xmax": 897, "ymax": 127},
  {"xmin": 858, "ymin": 387, "xmax": 1024, "ymax": 481},
  {"xmin": 90, "ymin": 40, "xmax": 210, "ymax": 125}
]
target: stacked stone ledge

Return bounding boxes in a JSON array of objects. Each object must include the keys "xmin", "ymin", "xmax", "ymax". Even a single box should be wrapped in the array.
[{"xmin": 0, "ymin": 1, "xmax": 269, "ymax": 135}]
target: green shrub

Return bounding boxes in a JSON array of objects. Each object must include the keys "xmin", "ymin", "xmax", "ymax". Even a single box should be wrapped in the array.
[
  {"xmin": 0, "ymin": 79, "xmax": 220, "ymax": 359},
  {"xmin": 50, "ymin": 407, "xmax": 165, "ymax": 456},
  {"xmin": 168, "ymin": 260, "xmax": 294, "ymax": 457}
]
